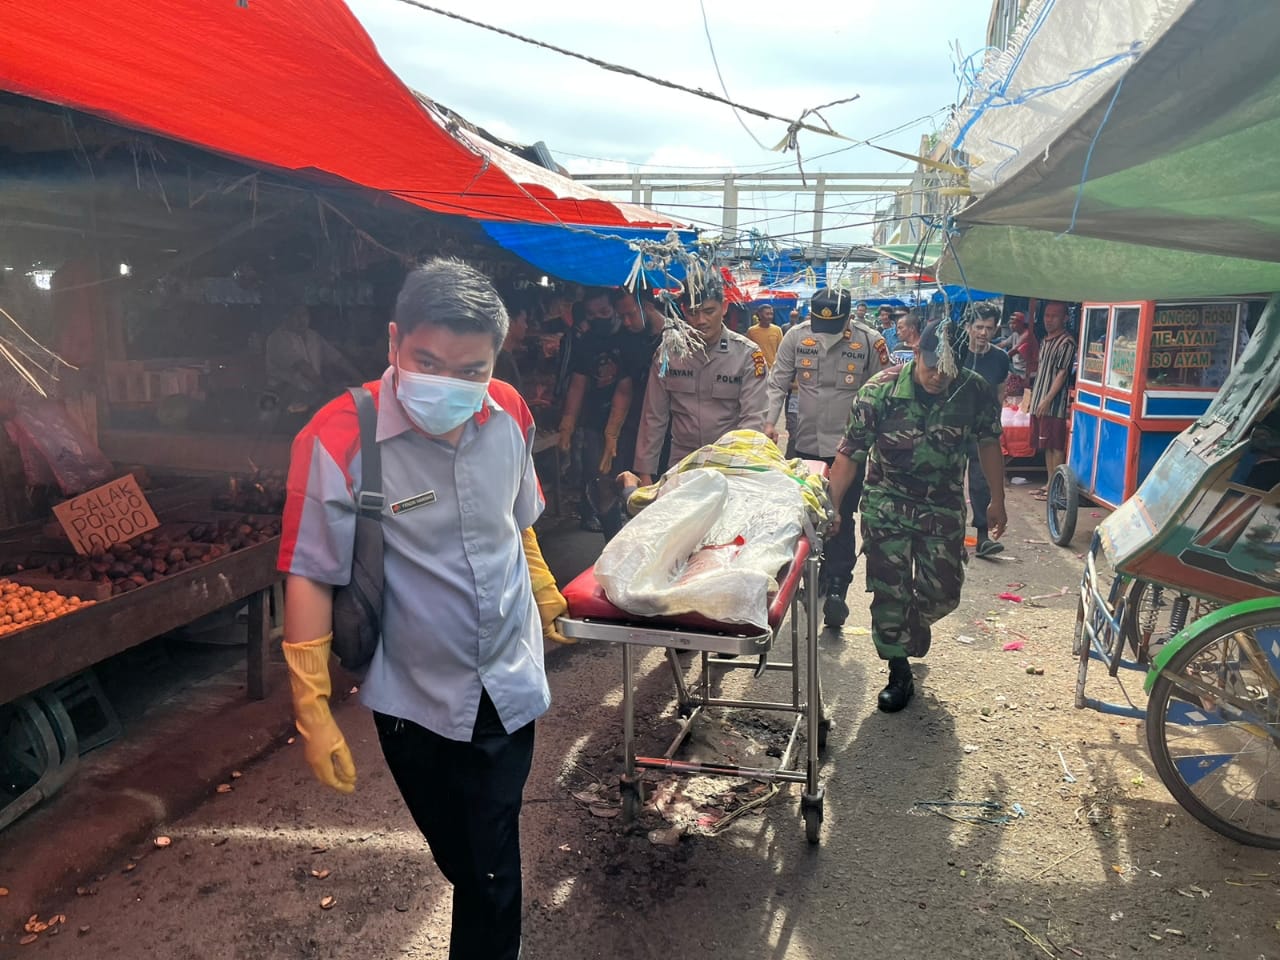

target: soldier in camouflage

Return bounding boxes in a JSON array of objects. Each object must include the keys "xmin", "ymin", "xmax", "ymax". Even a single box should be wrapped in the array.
[
  {"xmin": 763, "ymin": 288, "xmax": 888, "ymax": 628},
  {"xmin": 828, "ymin": 320, "xmax": 1007, "ymax": 712}
]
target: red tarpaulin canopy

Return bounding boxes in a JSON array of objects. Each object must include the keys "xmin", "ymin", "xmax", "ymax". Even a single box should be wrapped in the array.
[{"xmin": 0, "ymin": 0, "xmax": 679, "ymax": 231}]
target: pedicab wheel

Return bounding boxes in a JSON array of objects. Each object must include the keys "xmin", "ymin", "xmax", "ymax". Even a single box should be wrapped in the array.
[
  {"xmin": 1124, "ymin": 581, "xmax": 1219, "ymax": 663},
  {"xmin": 1046, "ymin": 465, "xmax": 1079, "ymax": 547},
  {"xmin": 804, "ymin": 806, "xmax": 822, "ymax": 844},
  {"xmin": 1145, "ymin": 606, "xmax": 1280, "ymax": 849}
]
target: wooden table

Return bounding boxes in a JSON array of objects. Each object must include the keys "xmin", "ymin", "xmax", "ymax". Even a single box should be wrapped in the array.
[{"xmin": 0, "ymin": 538, "xmax": 283, "ymax": 705}]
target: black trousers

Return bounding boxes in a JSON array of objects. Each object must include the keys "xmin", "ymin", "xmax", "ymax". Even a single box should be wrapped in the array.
[
  {"xmin": 966, "ymin": 438, "xmax": 991, "ymax": 534},
  {"xmin": 375, "ymin": 692, "xmax": 535, "ymax": 960},
  {"xmin": 798, "ymin": 451, "xmax": 862, "ymax": 592}
]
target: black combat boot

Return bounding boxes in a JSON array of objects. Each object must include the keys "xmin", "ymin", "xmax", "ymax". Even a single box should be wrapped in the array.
[
  {"xmin": 877, "ymin": 657, "xmax": 915, "ymax": 712},
  {"xmin": 823, "ymin": 579, "xmax": 850, "ymax": 628}
]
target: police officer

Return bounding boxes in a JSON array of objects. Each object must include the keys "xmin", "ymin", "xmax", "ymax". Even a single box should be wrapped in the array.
[
  {"xmin": 828, "ymin": 320, "xmax": 1006, "ymax": 713},
  {"xmin": 763, "ymin": 288, "xmax": 888, "ymax": 627},
  {"xmin": 633, "ymin": 275, "xmax": 769, "ymax": 484}
]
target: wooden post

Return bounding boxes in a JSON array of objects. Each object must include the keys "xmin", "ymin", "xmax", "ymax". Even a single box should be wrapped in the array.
[{"xmin": 247, "ymin": 588, "xmax": 270, "ymax": 700}]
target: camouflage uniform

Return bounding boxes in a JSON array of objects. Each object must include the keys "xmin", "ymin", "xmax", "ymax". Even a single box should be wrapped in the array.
[{"xmin": 837, "ymin": 362, "xmax": 1002, "ymax": 659}]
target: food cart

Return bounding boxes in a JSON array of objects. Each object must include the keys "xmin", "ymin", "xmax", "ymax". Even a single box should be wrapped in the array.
[{"xmin": 1046, "ymin": 296, "xmax": 1266, "ymax": 545}]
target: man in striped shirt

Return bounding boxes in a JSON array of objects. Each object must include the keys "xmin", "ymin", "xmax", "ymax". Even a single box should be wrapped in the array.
[{"xmin": 1029, "ymin": 301, "xmax": 1076, "ymax": 498}]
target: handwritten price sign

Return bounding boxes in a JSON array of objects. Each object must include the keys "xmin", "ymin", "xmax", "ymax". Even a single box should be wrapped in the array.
[{"xmin": 53, "ymin": 475, "xmax": 160, "ymax": 555}]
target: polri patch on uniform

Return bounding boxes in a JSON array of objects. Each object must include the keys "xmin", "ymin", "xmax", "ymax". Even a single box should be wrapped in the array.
[
  {"xmin": 390, "ymin": 490, "xmax": 437, "ymax": 515},
  {"xmin": 850, "ymin": 342, "xmax": 863, "ymax": 350},
  {"xmin": 845, "ymin": 374, "xmax": 855, "ymax": 384},
  {"xmin": 750, "ymin": 349, "xmax": 766, "ymax": 377},
  {"xmin": 801, "ymin": 337, "xmax": 817, "ymax": 346}
]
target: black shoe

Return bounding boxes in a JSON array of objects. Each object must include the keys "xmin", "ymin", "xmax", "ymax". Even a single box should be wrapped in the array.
[
  {"xmin": 823, "ymin": 591, "xmax": 849, "ymax": 628},
  {"xmin": 975, "ymin": 538, "xmax": 1004, "ymax": 558},
  {"xmin": 878, "ymin": 658, "xmax": 915, "ymax": 712}
]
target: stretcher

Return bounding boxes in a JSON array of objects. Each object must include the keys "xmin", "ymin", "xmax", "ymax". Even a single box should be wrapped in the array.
[{"xmin": 557, "ymin": 464, "xmax": 830, "ymax": 844}]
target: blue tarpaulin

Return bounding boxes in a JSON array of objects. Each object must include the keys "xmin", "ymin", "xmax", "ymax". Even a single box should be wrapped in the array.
[
  {"xmin": 928, "ymin": 285, "xmax": 1002, "ymax": 304},
  {"xmin": 479, "ymin": 221, "xmax": 699, "ymax": 288}
]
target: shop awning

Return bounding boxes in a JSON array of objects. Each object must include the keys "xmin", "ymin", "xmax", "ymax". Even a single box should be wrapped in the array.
[
  {"xmin": 0, "ymin": 0, "xmax": 691, "ymax": 284},
  {"xmin": 871, "ymin": 244, "xmax": 945, "ymax": 269},
  {"xmin": 939, "ymin": 0, "xmax": 1280, "ymax": 301}
]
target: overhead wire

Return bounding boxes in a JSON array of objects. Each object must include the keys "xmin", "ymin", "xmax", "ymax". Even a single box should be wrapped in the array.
[
  {"xmin": 384, "ymin": 0, "xmax": 859, "ymax": 145},
  {"xmin": 553, "ymin": 108, "xmax": 948, "ymax": 173},
  {"xmin": 697, "ymin": 0, "xmax": 769, "ymax": 151}
]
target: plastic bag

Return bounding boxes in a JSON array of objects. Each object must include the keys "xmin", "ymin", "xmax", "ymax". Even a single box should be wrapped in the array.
[
  {"xmin": 1000, "ymin": 403, "xmax": 1035, "ymax": 459},
  {"xmin": 595, "ymin": 467, "xmax": 806, "ymax": 629}
]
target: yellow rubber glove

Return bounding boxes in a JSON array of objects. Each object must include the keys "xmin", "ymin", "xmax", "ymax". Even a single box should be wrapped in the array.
[
  {"xmin": 521, "ymin": 527, "xmax": 572, "ymax": 644},
  {"xmin": 282, "ymin": 633, "xmax": 357, "ymax": 793}
]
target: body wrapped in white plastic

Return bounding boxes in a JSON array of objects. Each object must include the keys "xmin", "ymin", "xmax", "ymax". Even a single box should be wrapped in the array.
[{"xmin": 594, "ymin": 467, "xmax": 807, "ymax": 630}]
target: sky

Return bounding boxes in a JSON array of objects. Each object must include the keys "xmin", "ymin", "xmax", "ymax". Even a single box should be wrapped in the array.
[{"xmin": 348, "ymin": 0, "xmax": 994, "ymax": 246}]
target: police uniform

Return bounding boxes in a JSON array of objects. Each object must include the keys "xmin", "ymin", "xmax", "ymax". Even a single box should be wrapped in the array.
[
  {"xmin": 634, "ymin": 328, "xmax": 769, "ymax": 475},
  {"xmin": 767, "ymin": 314, "xmax": 888, "ymax": 456},
  {"xmin": 766, "ymin": 289, "xmax": 888, "ymax": 625}
]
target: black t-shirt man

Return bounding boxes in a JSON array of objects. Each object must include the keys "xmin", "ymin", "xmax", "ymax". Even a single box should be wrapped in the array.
[{"xmin": 961, "ymin": 344, "xmax": 1011, "ymax": 393}]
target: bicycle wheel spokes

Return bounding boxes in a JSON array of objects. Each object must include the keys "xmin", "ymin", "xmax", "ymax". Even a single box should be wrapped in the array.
[{"xmin": 1149, "ymin": 621, "xmax": 1280, "ymax": 847}]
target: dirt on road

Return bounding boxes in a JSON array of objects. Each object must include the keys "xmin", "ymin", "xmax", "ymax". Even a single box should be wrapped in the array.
[{"xmin": 6, "ymin": 486, "xmax": 1280, "ymax": 959}]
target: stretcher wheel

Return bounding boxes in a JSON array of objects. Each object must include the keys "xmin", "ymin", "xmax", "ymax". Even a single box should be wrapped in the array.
[
  {"xmin": 804, "ymin": 806, "xmax": 822, "ymax": 844},
  {"xmin": 620, "ymin": 782, "xmax": 644, "ymax": 823},
  {"xmin": 1145, "ymin": 604, "xmax": 1280, "ymax": 848},
  {"xmin": 1046, "ymin": 465, "xmax": 1079, "ymax": 546}
]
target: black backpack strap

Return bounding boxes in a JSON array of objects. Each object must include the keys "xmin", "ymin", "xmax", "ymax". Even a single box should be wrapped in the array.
[{"xmin": 349, "ymin": 387, "xmax": 385, "ymax": 520}]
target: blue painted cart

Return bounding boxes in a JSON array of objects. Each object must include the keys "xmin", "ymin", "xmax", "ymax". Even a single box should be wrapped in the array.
[{"xmin": 1046, "ymin": 297, "xmax": 1264, "ymax": 545}]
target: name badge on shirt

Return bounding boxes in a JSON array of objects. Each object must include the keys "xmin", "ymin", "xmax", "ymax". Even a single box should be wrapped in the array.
[{"xmin": 390, "ymin": 490, "xmax": 437, "ymax": 515}]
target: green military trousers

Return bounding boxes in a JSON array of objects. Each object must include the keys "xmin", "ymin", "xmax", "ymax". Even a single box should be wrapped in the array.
[{"xmin": 860, "ymin": 490, "xmax": 966, "ymax": 660}]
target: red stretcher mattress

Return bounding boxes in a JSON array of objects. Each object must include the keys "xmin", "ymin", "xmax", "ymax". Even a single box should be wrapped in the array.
[
  {"xmin": 562, "ymin": 536, "xmax": 810, "ymax": 634},
  {"xmin": 562, "ymin": 460, "xmax": 826, "ymax": 634}
]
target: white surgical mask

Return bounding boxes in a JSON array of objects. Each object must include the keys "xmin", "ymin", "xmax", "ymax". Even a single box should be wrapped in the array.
[{"xmin": 395, "ymin": 368, "xmax": 488, "ymax": 435}]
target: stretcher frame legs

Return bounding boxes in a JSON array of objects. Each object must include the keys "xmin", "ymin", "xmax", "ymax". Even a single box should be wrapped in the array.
[{"xmin": 612, "ymin": 550, "xmax": 828, "ymax": 843}]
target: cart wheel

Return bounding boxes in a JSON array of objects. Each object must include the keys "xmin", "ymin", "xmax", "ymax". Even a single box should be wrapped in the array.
[
  {"xmin": 804, "ymin": 806, "xmax": 822, "ymax": 844},
  {"xmin": 817, "ymin": 718, "xmax": 831, "ymax": 753},
  {"xmin": 1046, "ymin": 465, "xmax": 1079, "ymax": 546},
  {"xmin": 1146, "ymin": 605, "xmax": 1280, "ymax": 848}
]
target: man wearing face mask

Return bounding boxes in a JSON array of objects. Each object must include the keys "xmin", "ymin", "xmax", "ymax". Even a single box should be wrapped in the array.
[
  {"xmin": 762, "ymin": 288, "xmax": 888, "ymax": 628},
  {"xmin": 633, "ymin": 273, "xmax": 769, "ymax": 485},
  {"xmin": 278, "ymin": 259, "xmax": 564, "ymax": 960},
  {"xmin": 828, "ymin": 320, "xmax": 1006, "ymax": 713}
]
